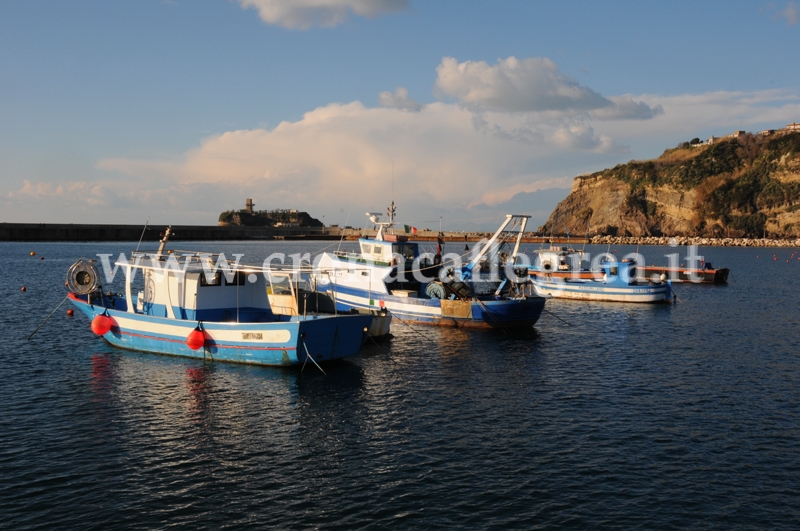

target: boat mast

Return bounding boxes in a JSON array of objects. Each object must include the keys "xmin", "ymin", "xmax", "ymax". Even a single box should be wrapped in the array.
[{"xmin": 156, "ymin": 226, "xmax": 172, "ymax": 257}]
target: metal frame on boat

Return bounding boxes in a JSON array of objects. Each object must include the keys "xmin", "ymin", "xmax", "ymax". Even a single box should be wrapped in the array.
[{"xmin": 311, "ymin": 211, "xmax": 547, "ymax": 328}]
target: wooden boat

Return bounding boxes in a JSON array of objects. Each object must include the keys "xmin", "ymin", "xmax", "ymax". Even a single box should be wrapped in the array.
[
  {"xmin": 66, "ymin": 229, "xmax": 376, "ymax": 367},
  {"xmin": 639, "ymin": 263, "xmax": 729, "ymax": 284},
  {"xmin": 530, "ymin": 259, "xmax": 673, "ymax": 303}
]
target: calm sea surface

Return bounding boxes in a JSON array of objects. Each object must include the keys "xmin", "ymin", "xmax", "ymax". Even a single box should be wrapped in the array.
[{"xmin": 1, "ymin": 241, "xmax": 799, "ymax": 530}]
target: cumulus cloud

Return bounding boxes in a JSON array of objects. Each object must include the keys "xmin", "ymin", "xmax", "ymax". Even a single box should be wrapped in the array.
[
  {"xmin": 434, "ymin": 56, "xmax": 612, "ymax": 113},
  {"xmin": 432, "ymin": 56, "xmax": 663, "ymax": 144},
  {"xmin": 7, "ymin": 89, "xmax": 800, "ymax": 227},
  {"xmin": 378, "ymin": 87, "xmax": 424, "ymax": 111},
  {"xmin": 551, "ymin": 124, "xmax": 618, "ymax": 152},
  {"xmin": 591, "ymin": 95, "xmax": 664, "ymax": 120},
  {"xmin": 237, "ymin": 0, "xmax": 409, "ymax": 29}
]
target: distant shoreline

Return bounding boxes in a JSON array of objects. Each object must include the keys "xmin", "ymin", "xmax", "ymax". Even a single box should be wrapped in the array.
[{"xmin": 2, "ymin": 222, "xmax": 798, "ymax": 247}]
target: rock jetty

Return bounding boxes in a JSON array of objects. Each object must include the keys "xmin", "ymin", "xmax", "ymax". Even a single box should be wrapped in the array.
[{"xmin": 591, "ymin": 235, "xmax": 800, "ymax": 247}]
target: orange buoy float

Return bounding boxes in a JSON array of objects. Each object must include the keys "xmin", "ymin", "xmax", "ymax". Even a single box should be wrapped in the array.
[
  {"xmin": 91, "ymin": 314, "xmax": 114, "ymax": 335},
  {"xmin": 30, "ymin": 251, "xmax": 36, "ymax": 256},
  {"xmin": 67, "ymin": 309, "xmax": 74, "ymax": 316},
  {"xmin": 186, "ymin": 327, "xmax": 205, "ymax": 350},
  {"xmin": 21, "ymin": 286, "xmax": 27, "ymax": 292}
]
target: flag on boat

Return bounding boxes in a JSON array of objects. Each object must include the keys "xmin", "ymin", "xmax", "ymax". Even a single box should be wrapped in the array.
[{"xmin": 404, "ymin": 225, "xmax": 417, "ymax": 234}]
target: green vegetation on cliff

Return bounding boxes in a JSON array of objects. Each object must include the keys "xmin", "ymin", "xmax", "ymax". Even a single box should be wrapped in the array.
[{"xmin": 544, "ymin": 131, "xmax": 800, "ymax": 238}]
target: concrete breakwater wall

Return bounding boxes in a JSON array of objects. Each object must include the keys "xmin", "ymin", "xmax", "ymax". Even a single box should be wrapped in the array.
[
  {"xmin": 591, "ymin": 235, "xmax": 800, "ymax": 247},
  {"xmin": 0, "ymin": 222, "xmax": 588, "ymax": 243},
  {"xmin": 0, "ymin": 223, "xmax": 340, "ymax": 242}
]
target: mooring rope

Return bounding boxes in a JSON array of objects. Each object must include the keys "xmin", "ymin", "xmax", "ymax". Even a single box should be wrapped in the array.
[{"xmin": 301, "ymin": 337, "xmax": 326, "ymax": 375}]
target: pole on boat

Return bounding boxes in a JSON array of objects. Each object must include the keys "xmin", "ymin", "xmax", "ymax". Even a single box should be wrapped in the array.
[
  {"xmin": 134, "ymin": 219, "xmax": 149, "ymax": 253},
  {"xmin": 28, "ymin": 295, "xmax": 71, "ymax": 340}
]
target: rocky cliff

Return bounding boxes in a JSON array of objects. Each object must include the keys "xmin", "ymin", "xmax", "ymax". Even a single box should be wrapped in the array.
[
  {"xmin": 218, "ymin": 209, "xmax": 322, "ymax": 228},
  {"xmin": 539, "ymin": 131, "xmax": 800, "ymax": 238}
]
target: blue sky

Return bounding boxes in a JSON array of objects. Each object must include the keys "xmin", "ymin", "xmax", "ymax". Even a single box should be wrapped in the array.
[{"xmin": 2, "ymin": 1, "xmax": 800, "ymax": 230}]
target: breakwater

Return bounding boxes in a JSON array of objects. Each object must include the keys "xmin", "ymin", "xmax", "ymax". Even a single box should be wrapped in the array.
[
  {"xmin": 0, "ymin": 222, "xmax": 584, "ymax": 244},
  {"xmin": 591, "ymin": 235, "xmax": 800, "ymax": 247},
  {"xmin": 0, "ymin": 223, "xmax": 325, "ymax": 242}
]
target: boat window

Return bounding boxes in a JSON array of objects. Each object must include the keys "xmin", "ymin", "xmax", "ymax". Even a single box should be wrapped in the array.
[
  {"xmin": 200, "ymin": 271, "xmax": 221, "ymax": 286},
  {"xmin": 362, "ymin": 244, "xmax": 372, "ymax": 254},
  {"xmin": 269, "ymin": 276, "xmax": 293, "ymax": 295},
  {"xmin": 372, "ymin": 246, "xmax": 383, "ymax": 257},
  {"xmin": 392, "ymin": 244, "xmax": 416, "ymax": 260},
  {"xmin": 226, "ymin": 271, "xmax": 246, "ymax": 286},
  {"xmin": 361, "ymin": 271, "xmax": 369, "ymax": 276}
]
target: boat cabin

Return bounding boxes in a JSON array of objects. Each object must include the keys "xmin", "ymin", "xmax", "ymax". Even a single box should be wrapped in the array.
[
  {"xmin": 116, "ymin": 253, "xmax": 321, "ymax": 323},
  {"xmin": 532, "ymin": 246, "xmax": 587, "ymax": 273},
  {"xmin": 357, "ymin": 237, "xmax": 419, "ymax": 266}
]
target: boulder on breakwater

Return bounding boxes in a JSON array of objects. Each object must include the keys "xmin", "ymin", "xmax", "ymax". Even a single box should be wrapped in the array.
[{"xmin": 590, "ymin": 235, "xmax": 800, "ymax": 247}]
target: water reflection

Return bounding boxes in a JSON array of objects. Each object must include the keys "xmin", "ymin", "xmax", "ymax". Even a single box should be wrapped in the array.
[
  {"xmin": 90, "ymin": 353, "xmax": 115, "ymax": 396},
  {"xmin": 184, "ymin": 364, "xmax": 213, "ymax": 425}
]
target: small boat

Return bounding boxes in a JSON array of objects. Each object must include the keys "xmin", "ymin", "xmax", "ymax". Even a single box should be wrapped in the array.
[
  {"xmin": 639, "ymin": 263, "xmax": 729, "ymax": 284},
  {"xmin": 530, "ymin": 258, "xmax": 673, "ymax": 303},
  {"xmin": 312, "ymin": 211, "xmax": 547, "ymax": 329},
  {"xmin": 66, "ymin": 229, "xmax": 375, "ymax": 367}
]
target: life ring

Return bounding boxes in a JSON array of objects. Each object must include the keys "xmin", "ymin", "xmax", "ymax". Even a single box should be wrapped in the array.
[{"xmin": 67, "ymin": 258, "xmax": 101, "ymax": 295}]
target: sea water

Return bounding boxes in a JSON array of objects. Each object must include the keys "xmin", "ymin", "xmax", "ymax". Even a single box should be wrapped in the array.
[{"xmin": 1, "ymin": 241, "xmax": 799, "ymax": 530}]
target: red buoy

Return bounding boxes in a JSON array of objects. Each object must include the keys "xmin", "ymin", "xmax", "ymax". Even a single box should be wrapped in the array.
[
  {"xmin": 21, "ymin": 286, "xmax": 26, "ymax": 292},
  {"xmin": 67, "ymin": 309, "xmax": 74, "ymax": 316},
  {"xmin": 186, "ymin": 328, "xmax": 205, "ymax": 350},
  {"xmin": 39, "ymin": 257, "xmax": 44, "ymax": 260},
  {"xmin": 91, "ymin": 314, "xmax": 114, "ymax": 335}
]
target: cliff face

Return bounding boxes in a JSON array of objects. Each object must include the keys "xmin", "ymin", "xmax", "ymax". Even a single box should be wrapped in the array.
[{"xmin": 540, "ymin": 132, "xmax": 800, "ymax": 238}]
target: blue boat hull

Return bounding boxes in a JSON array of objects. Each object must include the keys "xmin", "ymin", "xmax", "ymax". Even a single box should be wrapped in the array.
[
  {"xmin": 69, "ymin": 294, "xmax": 372, "ymax": 367},
  {"xmin": 530, "ymin": 277, "xmax": 672, "ymax": 303},
  {"xmin": 321, "ymin": 284, "xmax": 546, "ymax": 329}
]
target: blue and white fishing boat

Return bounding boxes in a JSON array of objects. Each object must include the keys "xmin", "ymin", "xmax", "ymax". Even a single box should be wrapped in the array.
[
  {"xmin": 67, "ymin": 229, "xmax": 374, "ymax": 368},
  {"xmin": 312, "ymin": 211, "xmax": 546, "ymax": 329},
  {"xmin": 529, "ymin": 249, "xmax": 673, "ymax": 303}
]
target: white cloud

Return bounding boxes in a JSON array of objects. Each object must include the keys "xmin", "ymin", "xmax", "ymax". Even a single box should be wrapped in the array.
[
  {"xmin": 551, "ymin": 124, "xmax": 617, "ymax": 152},
  {"xmin": 470, "ymin": 177, "xmax": 573, "ymax": 208},
  {"xmin": 432, "ymin": 56, "xmax": 662, "ymax": 146},
  {"xmin": 7, "ymin": 89, "xmax": 800, "ymax": 228},
  {"xmin": 237, "ymin": 0, "xmax": 409, "ymax": 29},
  {"xmin": 378, "ymin": 87, "xmax": 424, "ymax": 111},
  {"xmin": 434, "ymin": 56, "xmax": 612, "ymax": 113}
]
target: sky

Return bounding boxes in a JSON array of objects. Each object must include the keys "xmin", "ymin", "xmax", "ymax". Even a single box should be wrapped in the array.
[{"xmin": 2, "ymin": 0, "xmax": 800, "ymax": 231}]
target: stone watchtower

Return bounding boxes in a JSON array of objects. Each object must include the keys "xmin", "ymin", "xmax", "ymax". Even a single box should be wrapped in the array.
[{"xmin": 245, "ymin": 198, "xmax": 254, "ymax": 213}]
